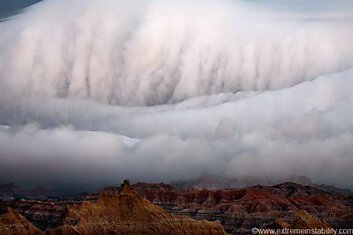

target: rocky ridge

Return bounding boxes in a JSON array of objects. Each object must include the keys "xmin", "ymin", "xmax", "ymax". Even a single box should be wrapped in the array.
[
  {"xmin": 0, "ymin": 207, "xmax": 44, "ymax": 235},
  {"xmin": 1, "ymin": 181, "xmax": 352, "ymax": 234},
  {"xmin": 0, "ymin": 180, "xmax": 226, "ymax": 235},
  {"xmin": 130, "ymin": 182, "xmax": 353, "ymax": 234}
]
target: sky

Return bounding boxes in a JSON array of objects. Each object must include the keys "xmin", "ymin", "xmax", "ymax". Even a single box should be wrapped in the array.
[
  {"xmin": 0, "ymin": 0, "xmax": 353, "ymax": 189},
  {"xmin": 0, "ymin": 0, "xmax": 41, "ymax": 19}
]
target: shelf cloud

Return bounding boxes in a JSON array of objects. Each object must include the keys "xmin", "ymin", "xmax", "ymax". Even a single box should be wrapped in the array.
[{"xmin": 0, "ymin": 0, "xmax": 353, "ymax": 189}]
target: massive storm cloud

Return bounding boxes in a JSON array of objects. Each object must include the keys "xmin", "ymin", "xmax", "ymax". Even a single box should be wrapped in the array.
[{"xmin": 0, "ymin": 0, "xmax": 353, "ymax": 189}]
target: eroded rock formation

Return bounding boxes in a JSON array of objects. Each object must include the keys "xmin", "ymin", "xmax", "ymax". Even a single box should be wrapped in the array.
[
  {"xmin": 46, "ymin": 180, "xmax": 226, "ymax": 235},
  {"xmin": 0, "ymin": 207, "xmax": 44, "ymax": 235},
  {"xmin": 1, "ymin": 181, "xmax": 352, "ymax": 234}
]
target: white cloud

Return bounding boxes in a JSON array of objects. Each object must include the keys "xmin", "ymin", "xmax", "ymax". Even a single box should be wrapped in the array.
[{"xmin": 0, "ymin": 0, "xmax": 352, "ymax": 189}]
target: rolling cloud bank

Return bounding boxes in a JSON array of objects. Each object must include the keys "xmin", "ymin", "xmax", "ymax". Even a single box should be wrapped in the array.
[{"xmin": 0, "ymin": 0, "xmax": 353, "ymax": 189}]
